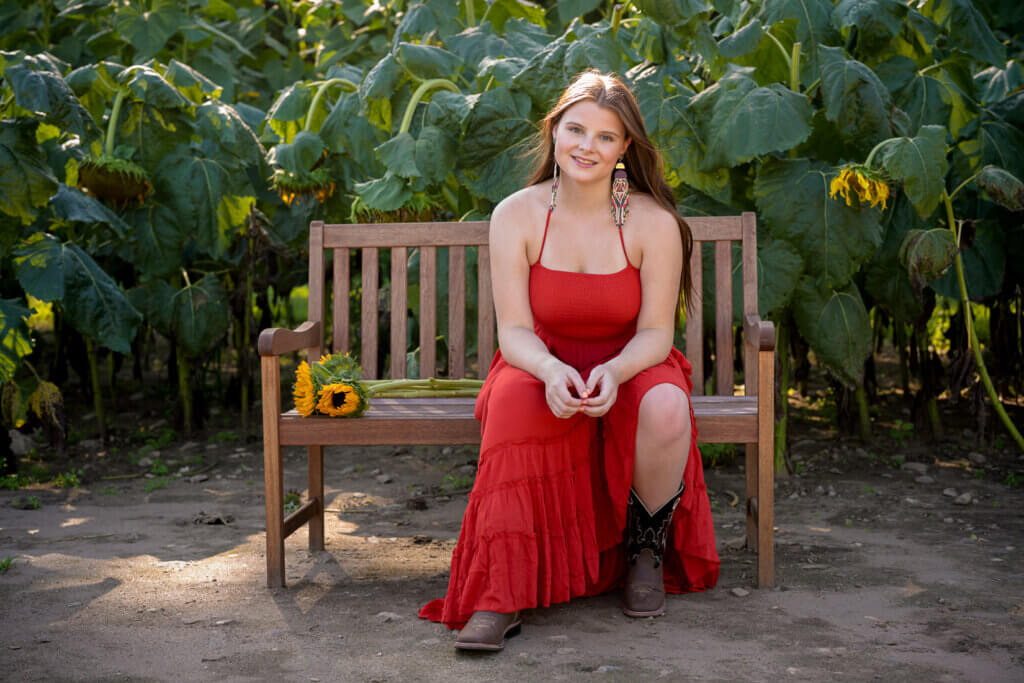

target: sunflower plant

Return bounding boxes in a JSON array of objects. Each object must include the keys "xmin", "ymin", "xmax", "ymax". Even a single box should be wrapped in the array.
[{"xmin": 293, "ymin": 354, "xmax": 484, "ymax": 418}]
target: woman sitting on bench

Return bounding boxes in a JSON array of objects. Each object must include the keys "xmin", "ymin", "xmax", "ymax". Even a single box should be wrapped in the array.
[{"xmin": 419, "ymin": 69, "xmax": 720, "ymax": 651}]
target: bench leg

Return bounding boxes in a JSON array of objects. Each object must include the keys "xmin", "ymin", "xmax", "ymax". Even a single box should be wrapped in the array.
[
  {"xmin": 308, "ymin": 446, "xmax": 324, "ymax": 552},
  {"xmin": 756, "ymin": 348, "xmax": 775, "ymax": 588},
  {"xmin": 262, "ymin": 357, "xmax": 285, "ymax": 588}
]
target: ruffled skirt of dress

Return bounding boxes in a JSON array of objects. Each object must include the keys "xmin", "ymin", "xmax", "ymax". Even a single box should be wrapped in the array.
[{"xmin": 418, "ymin": 349, "xmax": 720, "ymax": 629}]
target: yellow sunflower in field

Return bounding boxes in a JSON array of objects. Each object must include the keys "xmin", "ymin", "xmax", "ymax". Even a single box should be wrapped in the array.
[
  {"xmin": 293, "ymin": 361, "xmax": 318, "ymax": 417},
  {"xmin": 829, "ymin": 164, "xmax": 891, "ymax": 210},
  {"xmin": 316, "ymin": 382, "xmax": 362, "ymax": 417}
]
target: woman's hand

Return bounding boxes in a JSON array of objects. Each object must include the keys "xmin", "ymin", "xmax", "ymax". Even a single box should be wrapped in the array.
[
  {"xmin": 540, "ymin": 359, "xmax": 588, "ymax": 419},
  {"xmin": 581, "ymin": 363, "xmax": 620, "ymax": 417}
]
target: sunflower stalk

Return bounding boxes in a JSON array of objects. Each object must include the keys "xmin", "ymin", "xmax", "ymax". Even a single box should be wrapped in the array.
[
  {"xmin": 943, "ymin": 191, "xmax": 1024, "ymax": 452},
  {"xmin": 84, "ymin": 338, "xmax": 106, "ymax": 443},
  {"xmin": 363, "ymin": 378, "xmax": 484, "ymax": 397}
]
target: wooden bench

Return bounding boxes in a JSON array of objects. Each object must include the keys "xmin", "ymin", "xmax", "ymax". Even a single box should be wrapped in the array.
[{"xmin": 259, "ymin": 212, "xmax": 775, "ymax": 589}]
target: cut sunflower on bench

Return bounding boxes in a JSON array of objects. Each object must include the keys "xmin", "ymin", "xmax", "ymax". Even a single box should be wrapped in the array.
[{"xmin": 293, "ymin": 353, "xmax": 483, "ymax": 417}]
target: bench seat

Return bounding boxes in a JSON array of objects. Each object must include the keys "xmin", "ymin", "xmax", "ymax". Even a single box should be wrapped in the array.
[{"xmin": 277, "ymin": 395, "xmax": 759, "ymax": 446}]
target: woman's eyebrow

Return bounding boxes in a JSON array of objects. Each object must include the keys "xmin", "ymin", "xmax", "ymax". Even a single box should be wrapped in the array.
[{"xmin": 564, "ymin": 120, "xmax": 620, "ymax": 137}]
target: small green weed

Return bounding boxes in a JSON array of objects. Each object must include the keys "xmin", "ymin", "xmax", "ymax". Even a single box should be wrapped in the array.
[
  {"xmin": 794, "ymin": 462, "xmax": 806, "ymax": 474},
  {"xmin": 284, "ymin": 490, "xmax": 301, "ymax": 514},
  {"xmin": 0, "ymin": 473, "xmax": 29, "ymax": 490},
  {"xmin": 700, "ymin": 443, "xmax": 737, "ymax": 468},
  {"xmin": 844, "ymin": 518, "xmax": 853, "ymax": 527},
  {"xmin": 0, "ymin": 556, "xmax": 13, "ymax": 574},
  {"xmin": 53, "ymin": 469, "xmax": 81, "ymax": 489},
  {"xmin": 100, "ymin": 486, "xmax": 118, "ymax": 495},
  {"xmin": 973, "ymin": 468, "xmax": 987, "ymax": 480},
  {"xmin": 1003, "ymin": 472, "xmax": 1021, "ymax": 488},
  {"xmin": 144, "ymin": 478, "xmax": 168, "ymax": 493},
  {"xmin": 441, "ymin": 473, "xmax": 474, "ymax": 492},
  {"xmin": 888, "ymin": 419, "xmax": 913, "ymax": 445},
  {"xmin": 994, "ymin": 435, "xmax": 1007, "ymax": 450},
  {"xmin": 860, "ymin": 486, "xmax": 880, "ymax": 495},
  {"xmin": 208, "ymin": 431, "xmax": 239, "ymax": 444},
  {"xmin": 11, "ymin": 495, "xmax": 40, "ymax": 509},
  {"xmin": 150, "ymin": 459, "xmax": 169, "ymax": 476},
  {"xmin": 183, "ymin": 453, "xmax": 204, "ymax": 466}
]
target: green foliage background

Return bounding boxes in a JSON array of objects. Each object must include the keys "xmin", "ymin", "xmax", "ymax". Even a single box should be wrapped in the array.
[{"xmin": 0, "ymin": 0, "xmax": 1022, "ymax": 443}]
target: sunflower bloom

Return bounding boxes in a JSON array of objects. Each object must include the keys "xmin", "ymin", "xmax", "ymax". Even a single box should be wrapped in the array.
[
  {"xmin": 317, "ymin": 383, "xmax": 362, "ymax": 417},
  {"xmin": 293, "ymin": 361, "xmax": 318, "ymax": 417},
  {"xmin": 829, "ymin": 164, "xmax": 890, "ymax": 210}
]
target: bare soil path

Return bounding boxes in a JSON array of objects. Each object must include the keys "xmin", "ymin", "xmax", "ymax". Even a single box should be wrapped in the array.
[{"xmin": 2, "ymin": 431, "xmax": 1022, "ymax": 682}]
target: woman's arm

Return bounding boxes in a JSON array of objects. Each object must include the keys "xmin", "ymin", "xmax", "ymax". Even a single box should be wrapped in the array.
[
  {"xmin": 583, "ymin": 207, "xmax": 682, "ymax": 414},
  {"xmin": 490, "ymin": 195, "xmax": 587, "ymax": 416}
]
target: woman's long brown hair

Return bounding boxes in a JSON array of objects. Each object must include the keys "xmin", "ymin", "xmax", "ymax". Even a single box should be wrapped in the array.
[{"xmin": 521, "ymin": 69, "xmax": 695, "ymax": 313}]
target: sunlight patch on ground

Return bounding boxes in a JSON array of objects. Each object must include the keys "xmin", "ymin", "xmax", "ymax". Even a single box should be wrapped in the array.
[{"xmin": 60, "ymin": 517, "xmax": 91, "ymax": 528}]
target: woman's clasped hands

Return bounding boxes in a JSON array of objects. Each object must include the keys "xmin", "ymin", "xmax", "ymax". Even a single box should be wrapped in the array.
[{"xmin": 540, "ymin": 358, "xmax": 620, "ymax": 419}]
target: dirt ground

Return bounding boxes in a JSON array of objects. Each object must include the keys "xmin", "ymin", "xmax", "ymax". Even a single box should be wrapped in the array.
[{"xmin": 2, "ymin": 406, "xmax": 1023, "ymax": 682}]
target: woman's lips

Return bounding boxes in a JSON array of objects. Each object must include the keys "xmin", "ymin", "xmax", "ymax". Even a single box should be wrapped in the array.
[{"xmin": 572, "ymin": 155, "xmax": 597, "ymax": 167}]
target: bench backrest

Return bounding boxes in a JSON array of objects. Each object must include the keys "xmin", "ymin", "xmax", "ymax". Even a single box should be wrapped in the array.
[{"xmin": 306, "ymin": 211, "xmax": 758, "ymax": 394}]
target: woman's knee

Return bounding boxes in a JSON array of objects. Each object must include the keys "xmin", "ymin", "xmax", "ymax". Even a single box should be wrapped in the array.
[{"xmin": 638, "ymin": 383, "xmax": 690, "ymax": 444}]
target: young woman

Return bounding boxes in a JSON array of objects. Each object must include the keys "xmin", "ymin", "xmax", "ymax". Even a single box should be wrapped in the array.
[{"xmin": 419, "ymin": 69, "xmax": 719, "ymax": 651}]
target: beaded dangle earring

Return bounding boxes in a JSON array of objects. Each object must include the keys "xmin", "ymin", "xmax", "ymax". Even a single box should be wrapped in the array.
[
  {"xmin": 610, "ymin": 155, "xmax": 630, "ymax": 229},
  {"xmin": 549, "ymin": 138, "xmax": 560, "ymax": 211}
]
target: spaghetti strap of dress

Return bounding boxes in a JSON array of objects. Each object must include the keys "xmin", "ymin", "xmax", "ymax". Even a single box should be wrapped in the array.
[
  {"xmin": 538, "ymin": 205, "xmax": 553, "ymax": 262},
  {"xmin": 537, "ymin": 205, "xmax": 635, "ymax": 270}
]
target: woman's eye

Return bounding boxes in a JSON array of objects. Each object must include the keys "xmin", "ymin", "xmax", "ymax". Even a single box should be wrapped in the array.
[{"xmin": 601, "ymin": 135, "xmax": 613, "ymax": 142}]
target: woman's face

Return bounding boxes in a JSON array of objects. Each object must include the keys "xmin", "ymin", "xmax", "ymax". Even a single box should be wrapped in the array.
[{"xmin": 552, "ymin": 99, "xmax": 631, "ymax": 184}]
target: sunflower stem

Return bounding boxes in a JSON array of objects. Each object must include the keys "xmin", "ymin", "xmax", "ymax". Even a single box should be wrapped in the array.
[
  {"xmin": 944, "ymin": 190, "xmax": 1024, "ymax": 452},
  {"xmin": 105, "ymin": 89, "xmax": 127, "ymax": 157},
  {"xmin": 84, "ymin": 338, "xmax": 106, "ymax": 444},
  {"xmin": 398, "ymin": 79, "xmax": 461, "ymax": 136},
  {"xmin": 304, "ymin": 78, "xmax": 357, "ymax": 132},
  {"xmin": 177, "ymin": 344, "xmax": 193, "ymax": 436},
  {"xmin": 774, "ymin": 318, "xmax": 790, "ymax": 473},
  {"xmin": 864, "ymin": 137, "xmax": 900, "ymax": 170}
]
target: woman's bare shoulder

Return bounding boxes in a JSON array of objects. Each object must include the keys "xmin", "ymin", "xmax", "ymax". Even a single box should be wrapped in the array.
[
  {"xmin": 490, "ymin": 183, "xmax": 549, "ymax": 243},
  {"xmin": 629, "ymin": 191, "xmax": 681, "ymax": 243}
]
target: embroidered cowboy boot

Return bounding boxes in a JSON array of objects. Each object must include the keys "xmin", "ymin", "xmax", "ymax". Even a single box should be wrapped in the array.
[
  {"xmin": 454, "ymin": 610, "xmax": 522, "ymax": 651},
  {"xmin": 622, "ymin": 484, "xmax": 685, "ymax": 617}
]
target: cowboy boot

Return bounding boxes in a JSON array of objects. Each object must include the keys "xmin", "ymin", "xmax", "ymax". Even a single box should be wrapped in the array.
[
  {"xmin": 622, "ymin": 484, "xmax": 685, "ymax": 617},
  {"xmin": 454, "ymin": 611, "xmax": 522, "ymax": 651}
]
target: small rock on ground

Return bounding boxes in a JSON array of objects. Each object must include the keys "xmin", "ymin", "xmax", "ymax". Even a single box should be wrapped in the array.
[
  {"xmin": 902, "ymin": 462, "xmax": 928, "ymax": 474},
  {"xmin": 954, "ymin": 493, "xmax": 973, "ymax": 505},
  {"xmin": 915, "ymin": 476, "xmax": 935, "ymax": 484},
  {"xmin": 943, "ymin": 488, "xmax": 958, "ymax": 497},
  {"xmin": 375, "ymin": 611, "xmax": 402, "ymax": 623},
  {"xmin": 731, "ymin": 587, "xmax": 750, "ymax": 597}
]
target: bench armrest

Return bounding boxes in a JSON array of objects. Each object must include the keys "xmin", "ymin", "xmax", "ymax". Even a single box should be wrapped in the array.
[
  {"xmin": 743, "ymin": 314, "xmax": 776, "ymax": 352},
  {"xmin": 258, "ymin": 321, "xmax": 321, "ymax": 357}
]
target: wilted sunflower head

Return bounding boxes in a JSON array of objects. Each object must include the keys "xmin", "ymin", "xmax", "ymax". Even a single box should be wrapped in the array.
[
  {"xmin": 271, "ymin": 168, "xmax": 336, "ymax": 206},
  {"xmin": 293, "ymin": 361, "xmax": 318, "ymax": 417},
  {"xmin": 829, "ymin": 164, "xmax": 891, "ymax": 211},
  {"xmin": 316, "ymin": 383, "xmax": 362, "ymax": 417},
  {"xmin": 79, "ymin": 154, "xmax": 153, "ymax": 207}
]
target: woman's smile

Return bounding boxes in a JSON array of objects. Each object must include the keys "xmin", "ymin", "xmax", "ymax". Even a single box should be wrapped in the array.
[{"xmin": 572, "ymin": 155, "xmax": 597, "ymax": 168}]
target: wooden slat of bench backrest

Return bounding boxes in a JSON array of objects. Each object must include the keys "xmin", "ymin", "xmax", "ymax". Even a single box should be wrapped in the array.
[
  {"xmin": 390, "ymin": 247, "xmax": 408, "ymax": 378},
  {"xmin": 321, "ymin": 222, "xmax": 491, "ymax": 379},
  {"xmin": 360, "ymin": 247, "xmax": 378, "ymax": 378},
  {"xmin": 681, "ymin": 213, "xmax": 758, "ymax": 396},
  {"xmin": 448, "ymin": 246, "xmax": 466, "ymax": 378},
  {"xmin": 308, "ymin": 222, "xmax": 326, "ymax": 362},
  {"xmin": 332, "ymin": 248, "xmax": 349, "ymax": 355},
  {"xmin": 420, "ymin": 246, "xmax": 437, "ymax": 379}
]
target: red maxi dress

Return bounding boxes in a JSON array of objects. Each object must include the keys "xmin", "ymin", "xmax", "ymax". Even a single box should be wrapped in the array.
[{"xmin": 419, "ymin": 206, "xmax": 720, "ymax": 629}]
